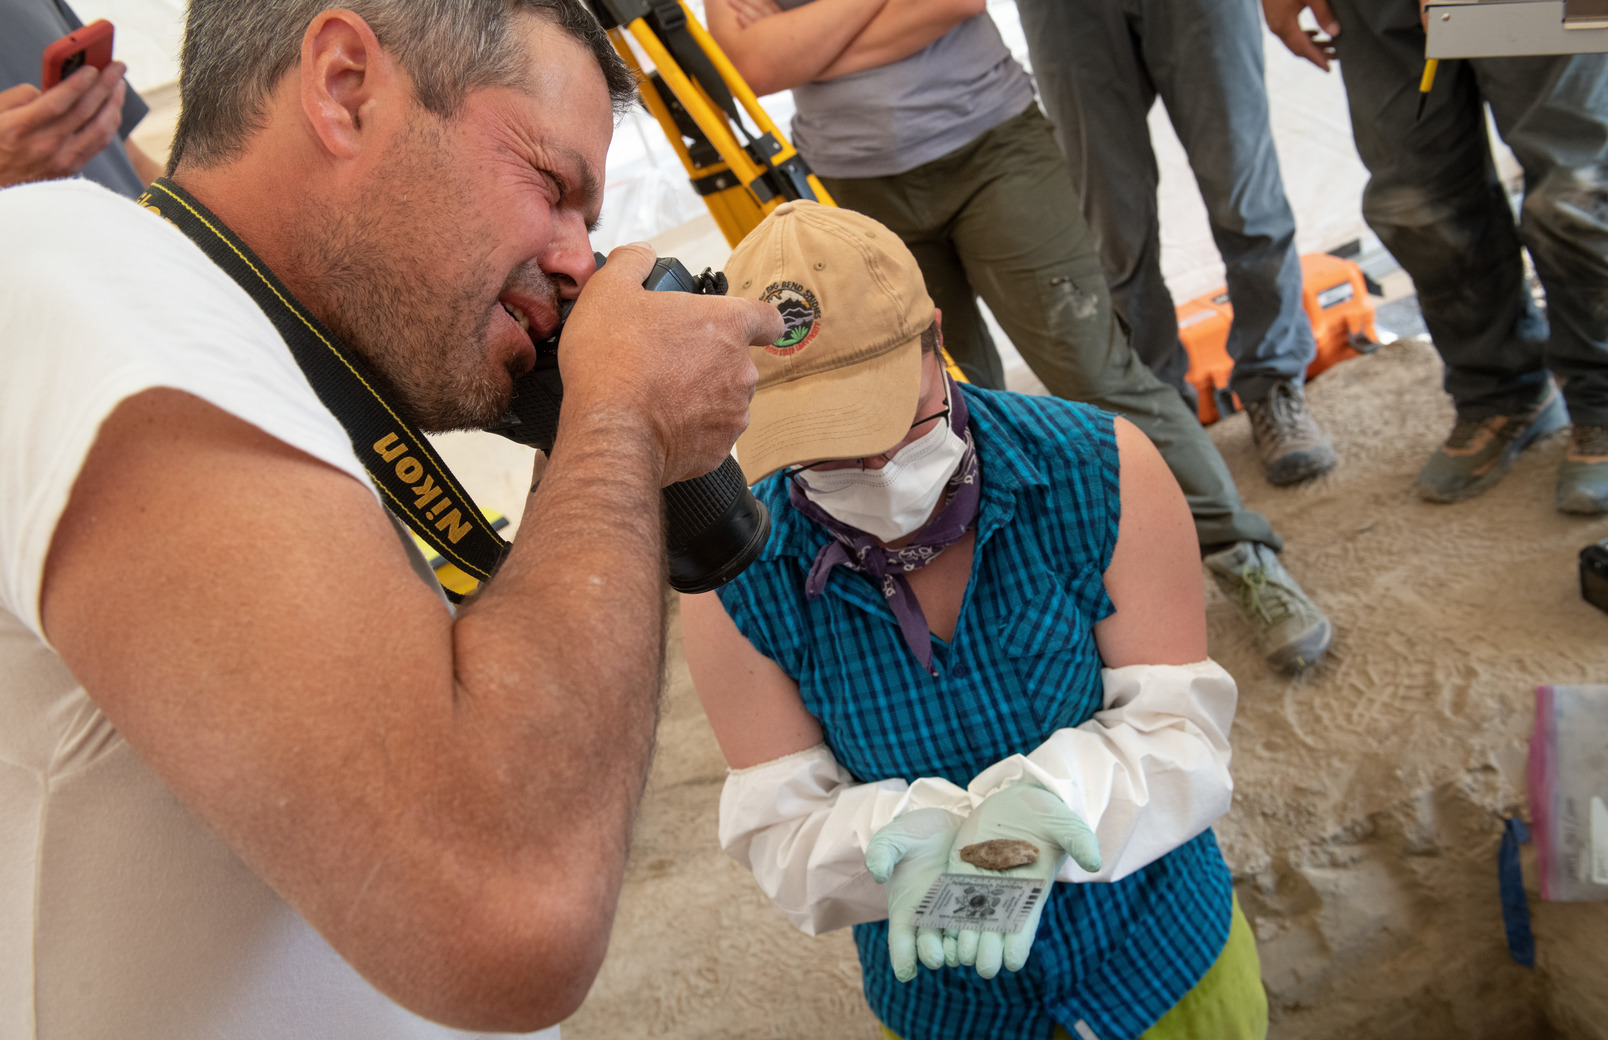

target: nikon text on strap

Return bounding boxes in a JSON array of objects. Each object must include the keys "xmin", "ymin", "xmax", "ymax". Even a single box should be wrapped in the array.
[{"xmin": 136, "ymin": 179, "xmax": 510, "ymax": 594}]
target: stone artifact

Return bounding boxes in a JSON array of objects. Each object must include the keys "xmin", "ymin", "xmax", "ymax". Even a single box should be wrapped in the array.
[{"xmin": 958, "ymin": 839, "xmax": 1039, "ymax": 871}]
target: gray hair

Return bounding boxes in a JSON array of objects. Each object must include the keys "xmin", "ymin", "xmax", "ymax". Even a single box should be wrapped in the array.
[{"xmin": 169, "ymin": 0, "xmax": 637, "ymax": 170}]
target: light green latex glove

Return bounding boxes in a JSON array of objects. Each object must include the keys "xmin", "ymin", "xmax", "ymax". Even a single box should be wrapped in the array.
[
  {"xmin": 865, "ymin": 807, "xmax": 965, "ymax": 982},
  {"xmin": 944, "ymin": 782, "xmax": 1100, "ymax": 980}
]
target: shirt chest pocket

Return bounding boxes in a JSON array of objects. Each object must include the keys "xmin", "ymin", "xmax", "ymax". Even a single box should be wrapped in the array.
[{"xmin": 996, "ymin": 575, "xmax": 1103, "ymax": 730}]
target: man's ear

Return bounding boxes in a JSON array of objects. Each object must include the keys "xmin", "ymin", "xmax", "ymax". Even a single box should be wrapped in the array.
[{"xmin": 299, "ymin": 10, "xmax": 394, "ymax": 161}]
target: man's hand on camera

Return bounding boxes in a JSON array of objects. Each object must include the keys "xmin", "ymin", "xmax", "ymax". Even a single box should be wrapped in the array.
[
  {"xmin": 556, "ymin": 241, "xmax": 782, "ymax": 486},
  {"xmin": 0, "ymin": 62, "xmax": 128, "ymax": 188}
]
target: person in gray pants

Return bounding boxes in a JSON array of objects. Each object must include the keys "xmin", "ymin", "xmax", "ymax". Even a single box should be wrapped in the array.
[
  {"xmin": 709, "ymin": 0, "xmax": 1335, "ymax": 671},
  {"xmin": 1265, "ymin": 0, "xmax": 1608, "ymax": 513},
  {"xmin": 1015, "ymin": 0, "xmax": 1337, "ymax": 488}
]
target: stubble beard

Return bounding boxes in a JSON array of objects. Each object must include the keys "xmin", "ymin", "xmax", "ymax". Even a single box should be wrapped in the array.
[{"xmin": 296, "ymin": 119, "xmax": 526, "ymax": 434}]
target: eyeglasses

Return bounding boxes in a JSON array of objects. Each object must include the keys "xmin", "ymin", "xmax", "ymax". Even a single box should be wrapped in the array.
[{"xmin": 782, "ymin": 402, "xmax": 951, "ymax": 478}]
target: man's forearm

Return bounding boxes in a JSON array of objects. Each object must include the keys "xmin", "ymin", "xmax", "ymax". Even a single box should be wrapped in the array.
[
  {"xmin": 33, "ymin": 386, "xmax": 676, "ymax": 1028},
  {"xmin": 455, "ymin": 406, "xmax": 670, "ymax": 881},
  {"xmin": 815, "ymin": 0, "xmax": 986, "ymax": 81}
]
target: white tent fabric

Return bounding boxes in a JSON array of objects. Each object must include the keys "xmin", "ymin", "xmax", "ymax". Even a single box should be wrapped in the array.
[{"xmin": 72, "ymin": 0, "xmax": 183, "ymax": 91}]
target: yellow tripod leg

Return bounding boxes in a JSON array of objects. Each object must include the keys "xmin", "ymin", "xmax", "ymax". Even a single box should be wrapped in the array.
[
  {"xmin": 606, "ymin": 5, "xmax": 833, "ymax": 244},
  {"xmin": 671, "ymin": 2, "xmax": 835, "ymax": 208},
  {"xmin": 609, "ymin": 29, "xmax": 764, "ymax": 244}
]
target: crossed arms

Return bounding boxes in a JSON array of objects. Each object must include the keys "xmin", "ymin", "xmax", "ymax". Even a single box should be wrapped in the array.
[{"xmin": 707, "ymin": 0, "xmax": 988, "ymax": 96}]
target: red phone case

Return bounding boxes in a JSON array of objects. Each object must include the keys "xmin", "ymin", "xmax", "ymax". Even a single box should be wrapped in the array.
[{"xmin": 41, "ymin": 19, "xmax": 115, "ymax": 90}]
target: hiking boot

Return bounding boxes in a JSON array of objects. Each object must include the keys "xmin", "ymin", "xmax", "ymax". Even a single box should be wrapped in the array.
[
  {"xmin": 1417, "ymin": 385, "xmax": 1567, "ymax": 503},
  {"xmin": 1204, "ymin": 541, "xmax": 1333, "ymax": 673},
  {"xmin": 1558, "ymin": 423, "xmax": 1608, "ymax": 515},
  {"xmin": 1244, "ymin": 380, "xmax": 1337, "ymax": 486}
]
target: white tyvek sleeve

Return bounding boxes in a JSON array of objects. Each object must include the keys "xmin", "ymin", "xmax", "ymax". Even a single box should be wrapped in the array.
[
  {"xmin": 965, "ymin": 659, "xmax": 1238, "ymax": 883},
  {"xmin": 718, "ymin": 744, "xmax": 971, "ymax": 935}
]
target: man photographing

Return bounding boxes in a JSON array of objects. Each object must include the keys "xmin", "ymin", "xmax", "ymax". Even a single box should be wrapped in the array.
[{"xmin": 0, "ymin": 2, "xmax": 781, "ymax": 1037}]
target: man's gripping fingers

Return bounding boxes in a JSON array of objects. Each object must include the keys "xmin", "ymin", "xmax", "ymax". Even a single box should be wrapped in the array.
[
  {"xmin": 0, "ymin": 65, "xmax": 100, "ymax": 139},
  {"xmin": 49, "ymin": 63, "xmax": 127, "ymax": 142},
  {"xmin": 66, "ymin": 62, "xmax": 125, "ymax": 113},
  {"xmin": 9, "ymin": 64, "xmax": 101, "ymax": 128},
  {"xmin": 61, "ymin": 80, "xmax": 124, "ymax": 170},
  {"xmin": 564, "ymin": 243, "xmax": 773, "ymax": 484},
  {"xmin": 599, "ymin": 240, "xmax": 659, "ymax": 285},
  {"xmin": 595, "ymin": 240, "xmax": 781, "ymax": 351},
  {"xmin": 734, "ymin": 292, "xmax": 785, "ymax": 348}
]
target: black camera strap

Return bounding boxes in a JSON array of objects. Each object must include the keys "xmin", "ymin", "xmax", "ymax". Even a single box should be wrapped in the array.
[{"xmin": 137, "ymin": 179, "xmax": 510, "ymax": 590}]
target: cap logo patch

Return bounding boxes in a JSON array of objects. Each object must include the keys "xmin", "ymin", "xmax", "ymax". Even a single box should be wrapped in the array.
[{"xmin": 761, "ymin": 281, "xmax": 822, "ymax": 356}]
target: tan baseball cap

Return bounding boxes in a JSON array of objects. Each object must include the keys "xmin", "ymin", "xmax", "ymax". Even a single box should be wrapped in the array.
[{"xmin": 726, "ymin": 200, "xmax": 934, "ymax": 484}]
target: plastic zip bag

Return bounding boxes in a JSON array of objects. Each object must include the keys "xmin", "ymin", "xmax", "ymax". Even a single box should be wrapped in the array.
[{"xmin": 1530, "ymin": 684, "xmax": 1608, "ymax": 901}]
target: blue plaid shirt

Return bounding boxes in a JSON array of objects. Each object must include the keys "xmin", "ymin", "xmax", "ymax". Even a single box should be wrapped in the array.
[{"xmin": 718, "ymin": 384, "xmax": 1233, "ymax": 1040}]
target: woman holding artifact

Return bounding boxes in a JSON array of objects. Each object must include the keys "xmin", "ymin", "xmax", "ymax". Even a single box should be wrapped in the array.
[{"xmin": 682, "ymin": 201, "xmax": 1266, "ymax": 1040}]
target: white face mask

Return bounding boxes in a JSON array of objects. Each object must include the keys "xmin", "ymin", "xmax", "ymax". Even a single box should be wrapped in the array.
[{"xmin": 795, "ymin": 405, "xmax": 966, "ymax": 543}]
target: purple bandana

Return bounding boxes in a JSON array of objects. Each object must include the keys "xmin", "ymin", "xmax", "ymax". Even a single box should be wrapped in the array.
[{"xmin": 788, "ymin": 373, "xmax": 981, "ymax": 677}]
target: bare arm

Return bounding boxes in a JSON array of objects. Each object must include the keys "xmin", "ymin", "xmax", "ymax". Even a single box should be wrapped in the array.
[
  {"xmin": 707, "ymin": 0, "xmax": 889, "ymax": 96},
  {"xmin": 39, "ymin": 252, "xmax": 781, "ymax": 1032},
  {"xmin": 681, "ymin": 589, "xmax": 823, "ymax": 767},
  {"xmin": 1092, "ymin": 417, "xmax": 1208, "ymax": 667},
  {"xmin": 814, "ymin": 0, "xmax": 988, "ymax": 82}
]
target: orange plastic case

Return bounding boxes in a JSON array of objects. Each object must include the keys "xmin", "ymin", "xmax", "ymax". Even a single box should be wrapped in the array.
[{"xmin": 1178, "ymin": 253, "xmax": 1378, "ymax": 425}]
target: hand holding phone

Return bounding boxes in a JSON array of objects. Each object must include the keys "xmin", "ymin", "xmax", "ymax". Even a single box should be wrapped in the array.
[
  {"xmin": 42, "ymin": 19, "xmax": 115, "ymax": 89},
  {"xmin": 0, "ymin": 21, "xmax": 126, "ymax": 189}
]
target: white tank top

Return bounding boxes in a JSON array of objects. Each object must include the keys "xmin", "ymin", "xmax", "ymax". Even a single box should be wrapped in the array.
[{"xmin": 0, "ymin": 180, "xmax": 553, "ymax": 1040}]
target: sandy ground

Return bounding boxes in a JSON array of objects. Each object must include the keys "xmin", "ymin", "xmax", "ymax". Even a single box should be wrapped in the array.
[{"xmin": 432, "ymin": 338, "xmax": 1608, "ymax": 1040}]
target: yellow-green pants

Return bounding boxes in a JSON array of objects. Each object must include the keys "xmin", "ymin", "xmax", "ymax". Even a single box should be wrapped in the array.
[{"xmin": 880, "ymin": 895, "xmax": 1267, "ymax": 1040}]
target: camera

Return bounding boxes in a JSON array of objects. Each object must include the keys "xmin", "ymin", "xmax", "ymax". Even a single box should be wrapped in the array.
[
  {"xmin": 1582, "ymin": 538, "xmax": 1608, "ymax": 616},
  {"xmin": 485, "ymin": 255, "xmax": 771, "ymax": 594}
]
